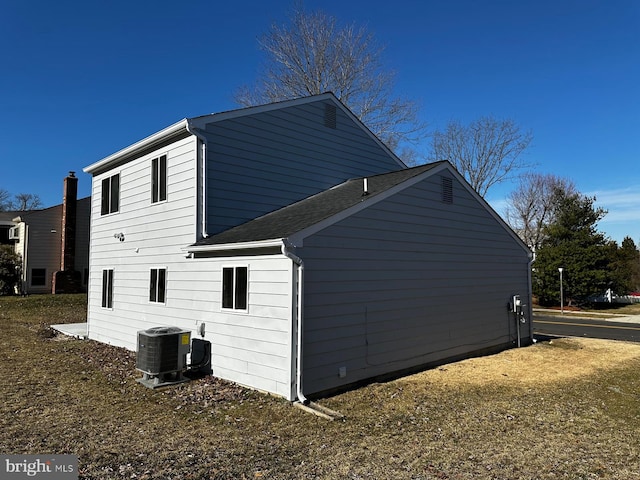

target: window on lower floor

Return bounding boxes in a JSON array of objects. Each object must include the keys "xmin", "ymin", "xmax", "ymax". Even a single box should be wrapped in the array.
[
  {"xmin": 102, "ymin": 269, "xmax": 113, "ymax": 308},
  {"xmin": 31, "ymin": 268, "xmax": 46, "ymax": 286},
  {"xmin": 222, "ymin": 266, "xmax": 248, "ymax": 310},
  {"xmin": 149, "ymin": 268, "xmax": 166, "ymax": 303}
]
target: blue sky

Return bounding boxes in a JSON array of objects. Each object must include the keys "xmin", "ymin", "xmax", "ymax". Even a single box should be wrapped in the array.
[{"xmin": 1, "ymin": 0, "xmax": 638, "ymax": 243}]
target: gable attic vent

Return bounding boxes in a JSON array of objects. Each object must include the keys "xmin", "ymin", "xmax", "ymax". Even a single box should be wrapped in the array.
[
  {"xmin": 441, "ymin": 176, "xmax": 453, "ymax": 204},
  {"xmin": 324, "ymin": 103, "xmax": 337, "ymax": 129}
]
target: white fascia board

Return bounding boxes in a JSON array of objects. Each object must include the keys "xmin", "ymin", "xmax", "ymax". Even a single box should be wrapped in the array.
[
  {"xmin": 83, "ymin": 119, "xmax": 189, "ymax": 174},
  {"xmin": 288, "ymin": 163, "xmax": 450, "ymax": 247},
  {"xmin": 185, "ymin": 238, "xmax": 284, "ymax": 253}
]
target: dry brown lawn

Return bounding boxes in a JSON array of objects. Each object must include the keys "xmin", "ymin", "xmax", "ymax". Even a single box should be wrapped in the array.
[{"xmin": 2, "ymin": 294, "xmax": 640, "ymax": 479}]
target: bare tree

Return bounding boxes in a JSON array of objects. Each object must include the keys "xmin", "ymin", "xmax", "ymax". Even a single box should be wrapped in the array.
[
  {"xmin": 428, "ymin": 116, "xmax": 533, "ymax": 197},
  {"xmin": 0, "ymin": 189, "xmax": 11, "ymax": 211},
  {"xmin": 11, "ymin": 193, "xmax": 42, "ymax": 211},
  {"xmin": 235, "ymin": 4, "xmax": 425, "ymax": 156},
  {"xmin": 505, "ymin": 172, "xmax": 576, "ymax": 252}
]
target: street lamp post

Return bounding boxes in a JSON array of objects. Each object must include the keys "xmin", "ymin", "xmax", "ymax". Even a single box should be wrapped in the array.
[{"xmin": 558, "ymin": 268, "xmax": 564, "ymax": 314}]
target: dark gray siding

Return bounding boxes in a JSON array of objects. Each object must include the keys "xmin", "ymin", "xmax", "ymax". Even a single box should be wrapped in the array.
[
  {"xmin": 203, "ymin": 99, "xmax": 402, "ymax": 234},
  {"xmin": 299, "ymin": 171, "xmax": 531, "ymax": 395}
]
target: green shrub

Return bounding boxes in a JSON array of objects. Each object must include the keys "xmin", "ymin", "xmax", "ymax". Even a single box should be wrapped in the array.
[{"xmin": 0, "ymin": 245, "xmax": 21, "ymax": 295}]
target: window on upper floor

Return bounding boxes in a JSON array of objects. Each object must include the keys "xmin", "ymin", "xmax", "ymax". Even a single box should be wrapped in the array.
[
  {"xmin": 151, "ymin": 155, "xmax": 167, "ymax": 203},
  {"xmin": 222, "ymin": 266, "xmax": 248, "ymax": 311},
  {"xmin": 31, "ymin": 268, "xmax": 46, "ymax": 286},
  {"xmin": 102, "ymin": 269, "xmax": 113, "ymax": 308},
  {"xmin": 101, "ymin": 174, "xmax": 120, "ymax": 215},
  {"xmin": 149, "ymin": 268, "xmax": 166, "ymax": 303}
]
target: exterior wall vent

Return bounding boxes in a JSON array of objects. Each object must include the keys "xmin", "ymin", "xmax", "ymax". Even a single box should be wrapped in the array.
[
  {"xmin": 441, "ymin": 176, "xmax": 453, "ymax": 204},
  {"xmin": 324, "ymin": 103, "xmax": 337, "ymax": 129}
]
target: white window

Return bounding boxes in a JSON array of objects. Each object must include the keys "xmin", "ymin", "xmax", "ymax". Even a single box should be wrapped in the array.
[
  {"xmin": 149, "ymin": 268, "xmax": 166, "ymax": 303},
  {"xmin": 101, "ymin": 174, "xmax": 120, "ymax": 215},
  {"xmin": 102, "ymin": 269, "xmax": 114, "ymax": 308},
  {"xmin": 222, "ymin": 266, "xmax": 248, "ymax": 310},
  {"xmin": 151, "ymin": 155, "xmax": 167, "ymax": 203}
]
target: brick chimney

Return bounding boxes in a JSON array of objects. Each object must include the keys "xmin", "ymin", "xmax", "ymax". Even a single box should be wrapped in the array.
[
  {"xmin": 53, "ymin": 172, "xmax": 81, "ymax": 294},
  {"xmin": 61, "ymin": 171, "xmax": 78, "ymax": 271}
]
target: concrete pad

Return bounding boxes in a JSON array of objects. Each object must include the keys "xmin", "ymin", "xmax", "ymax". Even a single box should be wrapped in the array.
[{"xmin": 51, "ymin": 322, "xmax": 88, "ymax": 339}]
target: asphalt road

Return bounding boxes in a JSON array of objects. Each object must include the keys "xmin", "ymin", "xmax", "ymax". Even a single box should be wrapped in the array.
[{"xmin": 533, "ymin": 313, "xmax": 640, "ymax": 343}]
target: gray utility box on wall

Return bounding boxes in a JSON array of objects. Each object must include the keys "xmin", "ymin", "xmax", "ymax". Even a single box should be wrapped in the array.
[{"xmin": 136, "ymin": 326, "xmax": 191, "ymax": 389}]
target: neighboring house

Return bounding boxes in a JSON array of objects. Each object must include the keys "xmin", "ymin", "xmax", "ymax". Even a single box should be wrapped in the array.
[
  {"xmin": 83, "ymin": 93, "xmax": 533, "ymax": 401},
  {"xmin": 3, "ymin": 173, "xmax": 90, "ymax": 294},
  {"xmin": 0, "ymin": 212, "xmax": 22, "ymax": 245}
]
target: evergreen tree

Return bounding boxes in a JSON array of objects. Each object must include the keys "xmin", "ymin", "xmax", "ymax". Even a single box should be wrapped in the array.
[
  {"xmin": 533, "ymin": 190, "xmax": 611, "ymax": 305},
  {"xmin": 613, "ymin": 237, "xmax": 640, "ymax": 293}
]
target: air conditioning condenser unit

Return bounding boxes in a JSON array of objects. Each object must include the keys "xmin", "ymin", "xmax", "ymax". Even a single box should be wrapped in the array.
[{"xmin": 136, "ymin": 326, "xmax": 191, "ymax": 389}]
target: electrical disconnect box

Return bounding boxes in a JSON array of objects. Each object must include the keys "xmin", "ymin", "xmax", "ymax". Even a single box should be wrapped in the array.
[{"xmin": 511, "ymin": 295, "xmax": 526, "ymax": 323}]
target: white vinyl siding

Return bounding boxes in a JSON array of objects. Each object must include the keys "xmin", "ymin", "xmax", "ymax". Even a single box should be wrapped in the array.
[
  {"xmin": 86, "ymin": 136, "xmax": 296, "ymax": 399},
  {"xmin": 87, "ymin": 136, "xmax": 198, "ymax": 346}
]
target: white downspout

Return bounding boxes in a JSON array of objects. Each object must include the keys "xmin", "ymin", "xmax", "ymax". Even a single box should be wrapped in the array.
[
  {"xmin": 22, "ymin": 225, "xmax": 29, "ymax": 294},
  {"xmin": 185, "ymin": 121, "xmax": 208, "ymax": 239},
  {"xmin": 281, "ymin": 241, "xmax": 308, "ymax": 404}
]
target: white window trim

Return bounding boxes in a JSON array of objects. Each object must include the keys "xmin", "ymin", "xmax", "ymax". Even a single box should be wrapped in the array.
[
  {"xmin": 151, "ymin": 153, "xmax": 168, "ymax": 205},
  {"xmin": 101, "ymin": 268, "xmax": 114, "ymax": 310},
  {"xmin": 100, "ymin": 171, "xmax": 121, "ymax": 216},
  {"xmin": 221, "ymin": 264, "xmax": 249, "ymax": 313},
  {"xmin": 149, "ymin": 266, "xmax": 168, "ymax": 304}
]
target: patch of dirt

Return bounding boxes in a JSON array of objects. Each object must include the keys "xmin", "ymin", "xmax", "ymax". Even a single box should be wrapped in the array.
[{"xmin": 401, "ymin": 337, "xmax": 640, "ymax": 388}]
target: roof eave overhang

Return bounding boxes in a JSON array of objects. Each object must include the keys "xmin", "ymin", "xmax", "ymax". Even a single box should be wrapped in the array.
[
  {"xmin": 185, "ymin": 238, "xmax": 285, "ymax": 253},
  {"xmin": 83, "ymin": 119, "xmax": 190, "ymax": 175}
]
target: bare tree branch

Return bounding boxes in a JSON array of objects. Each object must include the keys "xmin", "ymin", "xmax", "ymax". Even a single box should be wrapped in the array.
[
  {"xmin": 11, "ymin": 193, "xmax": 42, "ymax": 211},
  {"xmin": 235, "ymin": 3, "xmax": 426, "ymax": 159},
  {"xmin": 0, "ymin": 189, "xmax": 11, "ymax": 212},
  {"xmin": 428, "ymin": 116, "xmax": 533, "ymax": 197},
  {"xmin": 505, "ymin": 173, "xmax": 576, "ymax": 252}
]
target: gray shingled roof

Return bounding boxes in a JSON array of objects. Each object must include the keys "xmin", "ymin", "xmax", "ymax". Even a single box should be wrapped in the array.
[{"xmin": 192, "ymin": 162, "xmax": 445, "ymax": 247}]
